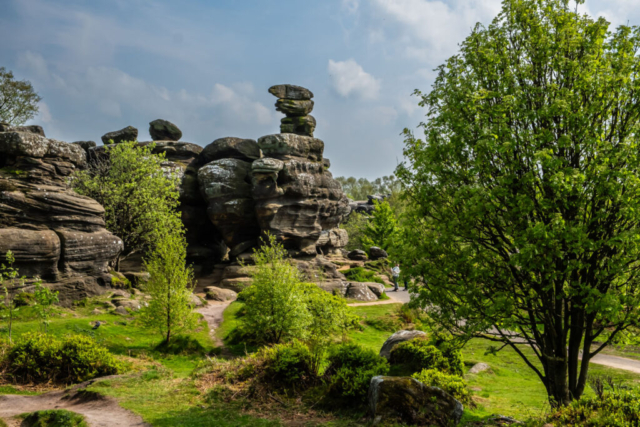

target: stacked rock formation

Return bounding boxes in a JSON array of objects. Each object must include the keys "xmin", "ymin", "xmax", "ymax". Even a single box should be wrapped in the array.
[
  {"xmin": 0, "ymin": 127, "xmax": 122, "ymax": 305},
  {"xmin": 270, "ymin": 84, "xmax": 316, "ymax": 137},
  {"xmin": 101, "ymin": 126, "xmax": 138, "ymax": 145}
]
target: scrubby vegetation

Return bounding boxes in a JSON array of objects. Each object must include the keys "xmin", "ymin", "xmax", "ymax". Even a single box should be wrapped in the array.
[
  {"xmin": 3, "ymin": 332, "xmax": 122, "ymax": 384},
  {"xmin": 342, "ymin": 267, "xmax": 385, "ymax": 285}
]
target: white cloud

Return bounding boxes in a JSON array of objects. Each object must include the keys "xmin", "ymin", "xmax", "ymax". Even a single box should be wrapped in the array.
[
  {"xmin": 359, "ymin": 0, "xmax": 502, "ymax": 62},
  {"xmin": 328, "ymin": 59, "xmax": 381, "ymax": 100},
  {"xmin": 36, "ymin": 101, "xmax": 52, "ymax": 123},
  {"xmin": 15, "ymin": 52, "xmax": 275, "ymax": 143}
]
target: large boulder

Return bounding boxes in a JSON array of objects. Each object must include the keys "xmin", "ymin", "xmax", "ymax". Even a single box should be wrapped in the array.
[
  {"xmin": 368, "ymin": 376, "xmax": 464, "ymax": 426},
  {"xmin": 268, "ymin": 84, "xmax": 314, "ymax": 100},
  {"xmin": 200, "ymin": 137, "xmax": 261, "ymax": 164},
  {"xmin": 379, "ymin": 330, "xmax": 428, "ymax": 359},
  {"xmin": 275, "ymin": 99, "xmax": 314, "ymax": 116},
  {"xmin": 348, "ymin": 249, "xmax": 368, "ymax": 261},
  {"xmin": 346, "ymin": 282, "xmax": 378, "ymax": 301},
  {"xmin": 101, "ymin": 126, "xmax": 138, "ymax": 145},
  {"xmin": 149, "ymin": 119, "xmax": 182, "ymax": 141},
  {"xmin": 369, "ymin": 246, "xmax": 388, "ymax": 260},
  {"xmin": 280, "ymin": 115, "xmax": 316, "ymax": 137},
  {"xmin": 205, "ymin": 286, "xmax": 237, "ymax": 302}
]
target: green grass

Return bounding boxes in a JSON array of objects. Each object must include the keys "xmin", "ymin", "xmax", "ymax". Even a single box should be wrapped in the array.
[
  {"xmin": 0, "ymin": 385, "xmax": 40, "ymax": 395},
  {"xmin": 0, "ymin": 298, "xmax": 215, "ymax": 377},
  {"xmin": 87, "ymin": 373, "xmax": 280, "ymax": 426},
  {"xmin": 19, "ymin": 409, "xmax": 87, "ymax": 427}
]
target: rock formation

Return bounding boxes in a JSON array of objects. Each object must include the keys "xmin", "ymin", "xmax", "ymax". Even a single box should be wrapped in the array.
[
  {"xmin": 101, "ymin": 126, "xmax": 138, "ymax": 145},
  {"xmin": 0, "ymin": 128, "xmax": 122, "ymax": 305},
  {"xmin": 149, "ymin": 119, "xmax": 182, "ymax": 141},
  {"xmin": 269, "ymin": 84, "xmax": 316, "ymax": 137}
]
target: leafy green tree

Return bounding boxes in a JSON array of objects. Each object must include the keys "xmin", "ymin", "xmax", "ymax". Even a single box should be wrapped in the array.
[
  {"xmin": 335, "ymin": 176, "xmax": 401, "ymax": 201},
  {"xmin": 0, "ymin": 67, "xmax": 41, "ymax": 125},
  {"xmin": 397, "ymin": 0, "xmax": 640, "ymax": 406},
  {"xmin": 139, "ymin": 224, "xmax": 197, "ymax": 344},
  {"xmin": 362, "ymin": 201, "xmax": 398, "ymax": 252},
  {"xmin": 240, "ymin": 234, "xmax": 358, "ymax": 346},
  {"xmin": 240, "ymin": 234, "xmax": 312, "ymax": 344},
  {"xmin": 34, "ymin": 282, "xmax": 58, "ymax": 334},
  {"xmin": 73, "ymin": 141, "xmax": 182, "ymax": 270},
  {"xmin": 340, "ymin": 211, "xmax": 368, "ymax": 251}
]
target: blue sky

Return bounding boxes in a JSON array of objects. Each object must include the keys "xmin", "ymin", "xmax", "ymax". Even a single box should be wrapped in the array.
[{"xmin": 0, "ymin": 0, "xmax": 635, "ymax": 178}]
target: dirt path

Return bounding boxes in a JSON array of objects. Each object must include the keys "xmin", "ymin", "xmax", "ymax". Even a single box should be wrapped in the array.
[
  {"xmin": 196, "ymin": 300, "xmax": 231, "ymax": 346},
  {"xmin": 347, "ymin": 289, "xmax": 411, "ymax": 307},
  {"xmin": 0, "ymin": 379, "xmax": 149, "ymax": 427}
]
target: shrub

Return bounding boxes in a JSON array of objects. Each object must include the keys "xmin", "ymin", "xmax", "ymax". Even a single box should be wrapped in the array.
[
  {"xmin": 547, "ymin": 388, "xmax": 640, "ymax": 426},
  {"xmin": 5, "ymin": 332, "xmax": 121, "ymax": 384},
  {"xmin": 20, "ymin": 409, "xmax": 88, "ymax": 427},
  {"xmin": 343, "ymin": 267, "xmax": 385, "ymax": 285},
  {"xmin": 389, "ymin": 338, "xmax": 464, "ymax": 376},
  {"xmin": 412, "ymin": 369, "xmax": 470, "ymax": 403},
  {"xmin": 325, "ymin": 342, "xmax": 389, "ymax": 401},
  {"xmin": 257, "ymin": 340, "xmax": 317, "ymax": 391}
]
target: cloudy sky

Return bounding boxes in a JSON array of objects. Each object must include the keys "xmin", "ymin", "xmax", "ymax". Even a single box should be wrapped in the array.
[{"xmin": 0, "ymin": 0, "xmax": 636, "ymax": 178}]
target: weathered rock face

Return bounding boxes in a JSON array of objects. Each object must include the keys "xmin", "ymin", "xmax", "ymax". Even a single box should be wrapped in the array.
[
  {"xmin": 101, "ymin": 126, "xmax": 138, "ymax": 145},
  {"xmin": 149, "ymin": 119, "xmax": 182, "ymax": 141},
  {"xmin": 198, "ymin": 158, "xmax": 260, "ymax": 257},
  {"xmin": 0, "ymin": 128, "xmax": 123, "ymax": 304},
  {"xmin": 252, "ymin": 133, "xmax": 350, "ymax": 255},
  {"xmin": 368, "ymin": 376, "xmax": 464, "ymax": 426}
]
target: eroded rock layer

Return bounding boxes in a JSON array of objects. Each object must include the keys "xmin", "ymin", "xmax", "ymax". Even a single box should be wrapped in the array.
[{"xmin": 0, "ymin": 128, "xmax": 122, "ymax": 304}]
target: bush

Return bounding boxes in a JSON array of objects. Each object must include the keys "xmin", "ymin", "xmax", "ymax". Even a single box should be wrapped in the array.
[
  {"xmin": 5, "ymin": 332, "xmax": 122, "ymax": 384},
  {"xmin": 389, "ymin": 338, "xmax": 464, "ymax": 376},
  {"xmin": 325, "ymin": 342, "xmax": 389, "ymax": 401},
  {"xmin": 21, "ymin": 409, "xmax": 88, "ymax": 427},
  {"xmin": 343, "ymin": 267, "xmax": 385, "ymax": 285},
  {"xmin": 547, "ymin": 388, "xmax": 640, "ymax": 426},
  {"xmin": 257, "ymin": 341, "xmax": 317, "ymax": 391},
  {"xmin": 412, "ymin": 369, "xmax": 470, "ymax": 403}
]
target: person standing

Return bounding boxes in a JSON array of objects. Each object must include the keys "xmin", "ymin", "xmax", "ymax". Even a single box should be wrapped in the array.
[{"xmin": 391, "ymin": 263, "xmax": 401, "ymax": 292}]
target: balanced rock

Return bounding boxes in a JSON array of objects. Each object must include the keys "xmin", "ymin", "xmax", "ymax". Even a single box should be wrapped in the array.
[
  {"xmin": 368, "ymin": 376, "xmax": 464, "ymax": 426},
  {"xmin": 379, "ymin": 330, "xmax": 427, "ymax": 359},
  {"xmin": 149, "ymin": 119, "xmax": 182, "ymax": 141},
  {"xmin": 268, "ymin": 84, "xmax": 314, "ymax": 100},
  {"xmin": 101, "ymin": 126, "xmax": 138, "ymax": 145}
]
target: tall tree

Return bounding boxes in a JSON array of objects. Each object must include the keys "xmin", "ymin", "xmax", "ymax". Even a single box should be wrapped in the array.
[
  {"xmin": 73, "ymin": 141, "xmax": 182, "ymax": 269},
  {"xmin": 140, "ymin": 221, "xmax": 197, "ymax": 344},
  {"xmin": 398, "ymin": 0, "xmax": 640, "ymax": 406},
  {"xmin": 362, "ymin": 201, "xmax": 398, "ymax": 252},
  {"xmin": 0, "ymin": 67, "xmax": 41, "ymax": 125}
]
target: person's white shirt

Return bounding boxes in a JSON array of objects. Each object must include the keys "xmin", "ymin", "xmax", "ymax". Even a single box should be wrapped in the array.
[{"xmin": 392, "ymin": 266, "xmax": 400, "ymax": 277}]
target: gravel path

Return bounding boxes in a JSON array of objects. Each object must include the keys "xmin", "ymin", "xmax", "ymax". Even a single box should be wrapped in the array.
[
  {"xmin": 0, "ymin": 380, "xmax": 149, "ymax": 427},
  {"xmin": 196, "ymin": 300, "xmax": 232, "ymax": 346}
]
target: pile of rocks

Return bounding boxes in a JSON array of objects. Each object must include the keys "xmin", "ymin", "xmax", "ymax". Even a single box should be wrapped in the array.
[{"xmin": 270, "ymin": 84, "xmax": 316, "ymax": 137}]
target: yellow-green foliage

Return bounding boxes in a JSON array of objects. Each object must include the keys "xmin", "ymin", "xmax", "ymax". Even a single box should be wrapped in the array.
[
  {"xmin": 4, "ymin": 332, "xmax": 121, "ymax": 384},
  {"xmin": 547, "ymin": 388, "xmax": 640, "ymax": 426},
  {"xmin": 412, "ymin": 369, "xmax": 470, "ymax": 403},
  {"xmin": 20, "ymin": 409, "xmax": 88, "ymax": 427},
  {"xmin": 390, "ymin": 338, "xmax": 464, "ymax": 376}
]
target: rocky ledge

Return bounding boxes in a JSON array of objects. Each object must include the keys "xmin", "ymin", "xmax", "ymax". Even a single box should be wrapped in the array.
[{"xmin": 0, "ymin": 128, "xmax": 122, "ymax": 305}]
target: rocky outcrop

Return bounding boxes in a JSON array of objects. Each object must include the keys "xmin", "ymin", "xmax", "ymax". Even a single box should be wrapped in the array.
[
  {"xmin": 0, "ymin": 128, "xmax": 122, "ymax": 305},
  {"xmin": 369, "ymin": 246, "xmax": 388, "ymax": 260},
  {"xmin": 349, "ymin": 194, "xmax": 391, "ymax": 215},
  {"xmin": 348, "ymin": 249, "xmax": 368, "ymax": 261},
  {"xmin": 379, "ymin": 330, "xmax": 428, "ymax": 359},
  {"xmin": 101, "ymin": 126, "xmax": 138, "ymax": 145},
  {"xmin": 368, "ymin": 376, "xmax": 464, "ymax": 426},
  {"xmin": 269, "ymin": 84, "xmax": 316, "ymax": 137},
  {"xmin": 149, "ymin": 119, "xmax": 182, "ymax": 141}
]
